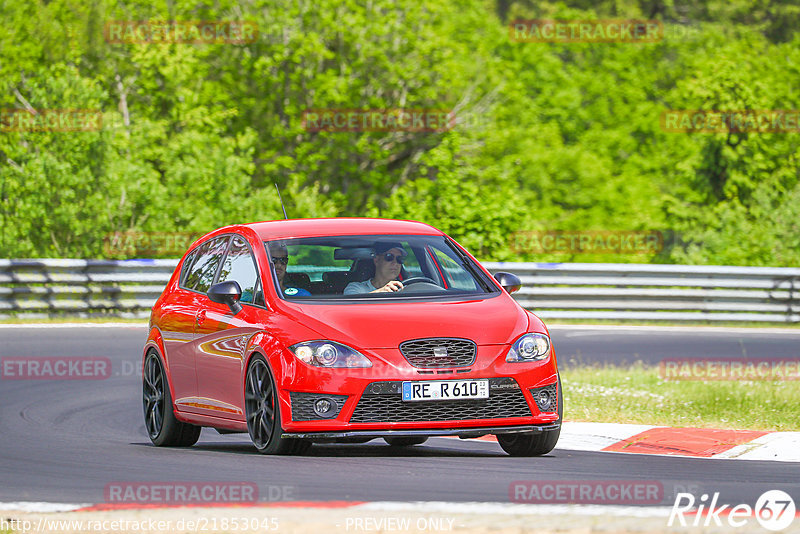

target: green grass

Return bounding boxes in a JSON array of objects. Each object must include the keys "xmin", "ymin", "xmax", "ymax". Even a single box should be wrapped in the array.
[{"xmin": 562, "ymin": 362, "xmax": 800, "ymax": 431}]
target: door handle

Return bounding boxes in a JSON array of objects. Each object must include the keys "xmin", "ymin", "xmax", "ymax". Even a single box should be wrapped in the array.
[{"xmin": 195, "ymin": 310, "xmax": 206, "ymax": 325}]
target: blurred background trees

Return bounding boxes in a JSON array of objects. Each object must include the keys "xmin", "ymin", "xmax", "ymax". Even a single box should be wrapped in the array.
[{"xmin": 1, "ymin": 0, "xmax": 798, "ymax": 264}]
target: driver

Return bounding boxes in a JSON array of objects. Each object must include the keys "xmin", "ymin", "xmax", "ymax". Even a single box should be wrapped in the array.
[{"xmin": 343, "ymin": 242, "xmax": 406, "ymax": 294}]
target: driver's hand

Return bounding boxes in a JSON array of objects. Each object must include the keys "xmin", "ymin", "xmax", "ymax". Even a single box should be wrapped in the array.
[{"xmin": 377, "ymin": 280, "xmax": 404, "ymax": 293}]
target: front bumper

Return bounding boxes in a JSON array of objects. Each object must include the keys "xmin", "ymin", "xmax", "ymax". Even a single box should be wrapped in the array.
[
  {"xmin": 276, "ymin": 343, "xmax": 560, "ymax": 432},
  {"xmin": 282, "ymin": 422, "xmax": 561, "ymax": 440},
  {"xmin": 281, "ymin": 376, "xmax": 560, "ymax": 432}
]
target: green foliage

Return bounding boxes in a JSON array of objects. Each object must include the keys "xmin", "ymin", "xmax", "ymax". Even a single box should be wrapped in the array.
[
  {"xmin": 0, "ymin": 0, "xmax": 798, "ymax": 264},
  {"xmin": 373, "ymin": 135, "xmax": 527, "ymax": 260}
]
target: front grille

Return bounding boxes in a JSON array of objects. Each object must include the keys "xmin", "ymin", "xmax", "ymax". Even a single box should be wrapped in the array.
[
  {"xmin": 350, "ymin": 378, "xmax": 532, "ymax": 423},
  {"xmin": 399, "ymin": 338, "xmax": 476, "ymax": 368},
  {"xmin": 290, "ymin": 392, "xmax": 348, "ymax": 421}
]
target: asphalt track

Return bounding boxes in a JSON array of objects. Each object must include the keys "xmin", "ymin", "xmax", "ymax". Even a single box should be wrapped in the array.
[{"xmin": 0, "ymin": 324, "xmax": 798, "ymax": 509}]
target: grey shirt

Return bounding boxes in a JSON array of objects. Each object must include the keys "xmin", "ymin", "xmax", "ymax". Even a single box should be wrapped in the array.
[{"xmin": 343, "ymin": 279, "xmax": 378, "ymax": 295}]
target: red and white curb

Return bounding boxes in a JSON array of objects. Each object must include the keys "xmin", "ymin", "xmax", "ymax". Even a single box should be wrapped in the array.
[
  {"xmin": 560, "ymin": 422, "xmax": 800, "ymax": 461},
  {"xmin": 456, "ymin": 422, "xmax": 800, "ymax": 462}
]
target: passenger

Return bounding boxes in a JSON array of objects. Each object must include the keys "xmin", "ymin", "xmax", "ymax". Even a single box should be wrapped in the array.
[
  {"xmin": 344, "ymin": 242, "xmax": 406, "ymax": 294},
  {"xmin": 269, "ymin": 243, "xmax": 311, "ymax": 297}
]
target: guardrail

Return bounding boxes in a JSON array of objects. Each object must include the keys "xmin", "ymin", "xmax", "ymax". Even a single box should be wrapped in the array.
[
  {"xmin": 484, "ymin": 262, "xmax": 800, "ymax": 323},
  {"xmin": 0, "ymin": 259, "xmax": 176, "ymax": 319},
  {"xmin": 1, "ymin": 259, "xmax": 798, "ymax": 322}
]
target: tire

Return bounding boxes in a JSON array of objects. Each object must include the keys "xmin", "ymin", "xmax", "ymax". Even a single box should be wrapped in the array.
[
  {"xmin": 244, "ymin": 354, "xmax": 311, "ymax": 455},
  {"xmin": 384, "ymin": 437, "xmax": 428, "ymax": 447},
  {"xmin": 496, "ymin": 376, "xmax": 563, "ymax": 456},
  {"xmin": 143, "ymin": 351, "xmax": 201, "ymax": 447}
]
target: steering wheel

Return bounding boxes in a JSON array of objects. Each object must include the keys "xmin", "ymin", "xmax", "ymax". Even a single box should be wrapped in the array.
[{"xmin": 401, "ymin": 276, "xmax": 437, "ymax": 286}]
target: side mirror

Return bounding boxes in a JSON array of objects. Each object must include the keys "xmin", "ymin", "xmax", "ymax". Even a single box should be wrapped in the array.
[
  {"xmin": 494, "ymin": 272, "xmax": 522, "ymax": 294},
  {"xmin": 208, "ymin": 281, "xmax": 243, "ymax": 314}
]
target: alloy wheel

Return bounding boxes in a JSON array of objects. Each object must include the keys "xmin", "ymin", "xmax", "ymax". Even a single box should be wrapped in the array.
[
  {"xmin": 143, "ymin": 354, "xmax": 165, "ymax": 439},
  {"xmin": 245, "ymin": 359, "xmax": 276, "ymax": 449}
]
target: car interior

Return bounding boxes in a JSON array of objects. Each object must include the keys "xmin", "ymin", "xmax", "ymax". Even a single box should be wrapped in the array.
[
  {"xmin": 287, "ymin": 257, "xmax": 411, "ymax": 295},
  {"xmin": 267, "ymin": 236, "xmax": 487, "ymax": 299},
  {"xmin": 273, "ymin": 242, "xmax": 416, "ymax": 296}
]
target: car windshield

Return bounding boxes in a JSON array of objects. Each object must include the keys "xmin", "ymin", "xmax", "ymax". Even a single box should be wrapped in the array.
[{"xmin": 263, "ymin": 234, "xmax": 497, "ymax": 301}]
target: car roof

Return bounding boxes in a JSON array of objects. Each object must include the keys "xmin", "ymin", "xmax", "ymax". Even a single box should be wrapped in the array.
[{"xmin": 241, "ymin": 218, "xmax": 443, "ymax": 241}]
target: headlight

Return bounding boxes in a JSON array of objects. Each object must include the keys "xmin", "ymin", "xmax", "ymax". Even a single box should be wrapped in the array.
[
  {"xmin": 289, "ymin": 341, "xmax": 372, "ymax": 368},
  {"xmin": 506, "ymin": 333, "xmax": 551, "ymax": 362}
]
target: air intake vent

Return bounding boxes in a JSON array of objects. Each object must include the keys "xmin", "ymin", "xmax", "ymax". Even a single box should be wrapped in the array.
[
  {"xmin": 350, "ymin": 378, "xmax": 531, "ymax": 423},
  {"xmin": 399, "ymin": 338, "xmax": 476, "ymax": 368}
]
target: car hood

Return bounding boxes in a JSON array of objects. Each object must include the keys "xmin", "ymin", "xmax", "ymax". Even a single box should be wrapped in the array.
[{"xmin": 280, "ymin": 294, "xmax": 529, "ymax": 349}]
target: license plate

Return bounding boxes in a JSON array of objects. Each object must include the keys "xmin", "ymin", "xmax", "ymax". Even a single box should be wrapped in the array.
[{"xmin": 401, "ymin": 379, "xmax": 489, "ymax": 402}]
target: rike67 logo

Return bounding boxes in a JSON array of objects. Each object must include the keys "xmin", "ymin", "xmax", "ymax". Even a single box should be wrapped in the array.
[{"xmin": 669, "ymin": 490, "xmax": 795, "ymax": 531}]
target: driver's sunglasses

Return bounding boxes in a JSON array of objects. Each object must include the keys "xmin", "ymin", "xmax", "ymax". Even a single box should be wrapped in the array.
[
  {"xmin": 271, "ymin": 256, "xmax": 289, "ymax": 265},
  {"xmin": 381, "ymin": 253, "xmax": 405, "ymax": 264}
]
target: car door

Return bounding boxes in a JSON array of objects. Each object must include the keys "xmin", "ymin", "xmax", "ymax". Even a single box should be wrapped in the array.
[
  {"xmin": 158, "ymin": 248, "xmax": 201, "ymax": 405},
  {"xmin": 193, "ymin": 234, "xmax": 265, "ymax": 420},
  {"xmin": 167, "ymin": 235, "xmax": 231, "ymax": 413}
]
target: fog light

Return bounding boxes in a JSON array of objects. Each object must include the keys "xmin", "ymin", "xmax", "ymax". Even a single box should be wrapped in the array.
[
  {"xmin": 530, "ymin": 383, "xmax": 558, "ymax": 413},
  {"xmin": 290, "ymin": 392, "xmax": 347, "ymax": 421},
  {"xmin": 536, "ymin": 390, "xmax": 552, "ymax": 411},
  {"xmin": 314, "ymin": 398, "xmax": 335, "ymax": 417}
]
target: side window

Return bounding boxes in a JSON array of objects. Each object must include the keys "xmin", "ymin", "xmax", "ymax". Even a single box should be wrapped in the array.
[
  {"xmin": 431, "ymin": 247, "xmax": 479, "ymax": 291},
  {"xmin": 402, "ymin": 248, "xmax": 424, "ymax": 278},
  {"xmin": 179, "ymin": 249, "xmax": 198, "ymax": 287},
  {"xmin": 184, "ymin": 236, "xmax": 230, "ymax": 293},
  {"xmin": 252, "ymin": 278, "xmax": 265, "ymax": 307},
  {"xmin": 218, "ymin": 236, "xmax": 260, "ymax": 305}
]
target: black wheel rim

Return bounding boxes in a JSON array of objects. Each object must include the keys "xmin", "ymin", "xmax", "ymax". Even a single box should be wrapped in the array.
[
  {"xmin": 245, "ymin": 359, "xmax": 276, "ymax": 449},
  {"xmin": 143, "ymin": 354, "xmax": 165, "ymax": 439}
]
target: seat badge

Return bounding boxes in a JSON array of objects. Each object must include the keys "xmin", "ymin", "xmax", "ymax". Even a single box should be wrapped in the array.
[{"xmin": 433, "ymin": 347, "xmax": 448, "ymax": 358}]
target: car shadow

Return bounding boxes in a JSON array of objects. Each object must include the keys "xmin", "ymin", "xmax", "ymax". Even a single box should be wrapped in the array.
[
  {"xmin": 181, "ymin": 439, "xmax": 507, "ymax": 458},
  {"xmin": 131, "ymin": 439, "xmax": 566, "ymax": 459},
  {"xmin": 302, "ymin": 443, "xmax": 504, "ymax": 457}
]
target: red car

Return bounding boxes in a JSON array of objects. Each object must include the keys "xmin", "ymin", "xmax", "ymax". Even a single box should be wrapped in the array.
[{"xmin": 142, "ymin": 218, "xmax": 561, "ymax": 456}]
